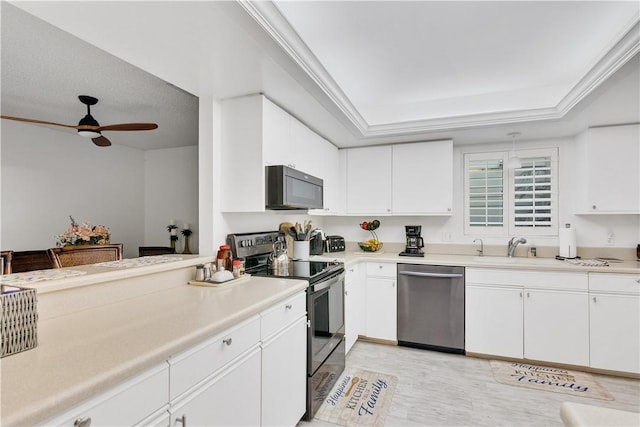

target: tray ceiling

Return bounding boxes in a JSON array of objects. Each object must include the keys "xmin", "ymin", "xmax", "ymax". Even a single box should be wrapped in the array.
[{"xmin": 2, "ymin": 1, "xmax": 639, "ymax": 149}]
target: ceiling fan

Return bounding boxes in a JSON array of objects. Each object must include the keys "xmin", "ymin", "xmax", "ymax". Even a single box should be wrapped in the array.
[{"xmin": 0, "ymin": 95, "xmax": 158, "ymax": 147}]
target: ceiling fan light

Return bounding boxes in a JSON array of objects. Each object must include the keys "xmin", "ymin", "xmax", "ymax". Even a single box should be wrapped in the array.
[{"xmin": 77, "ymin": 129, "xmax": 101, "ymax": 138}]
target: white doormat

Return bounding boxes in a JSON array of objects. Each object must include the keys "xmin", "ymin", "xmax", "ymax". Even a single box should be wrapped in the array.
[
  {"xmin": 314, "ymin": 369, "xmax": 398, "ymax": 426},
  {"xmin": 490, "ymin": 360, "xmax": 614, "ymax": 401}
]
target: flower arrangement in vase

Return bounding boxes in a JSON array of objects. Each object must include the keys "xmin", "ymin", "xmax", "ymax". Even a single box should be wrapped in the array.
[{"xmin": 56, "ymin": 215, "xmax": 110, "ymax": 247}]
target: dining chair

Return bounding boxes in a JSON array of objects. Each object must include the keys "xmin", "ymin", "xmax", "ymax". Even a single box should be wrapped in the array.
[
  {"xmin": 48, "ymin": 244, "xmax": 123, "ymax": 268},
  {"xmin": 1, "ymin": 250, "xmax": 13, "ymax": 274},
  {"xmin": 138, "ymin": 246, "xmax": 176, "ymax": 257},
  {"xmin": 11, "ymin": 250, "xmax": 55, "ymax": 273}
]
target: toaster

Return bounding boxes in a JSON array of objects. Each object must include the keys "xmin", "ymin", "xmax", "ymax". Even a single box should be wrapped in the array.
[{"xmin": 325, "ymin": 235, "xmax": 346, "ymax": 253}]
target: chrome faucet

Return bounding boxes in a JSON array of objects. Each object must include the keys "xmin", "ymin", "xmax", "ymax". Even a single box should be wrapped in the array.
[
  {"xmin": 507, "ymin": 237, "xmax": 527, "ymax": 257},
  {"xmin": 473, "ymin": 238, "xmax": 484, "ymax": 256}
]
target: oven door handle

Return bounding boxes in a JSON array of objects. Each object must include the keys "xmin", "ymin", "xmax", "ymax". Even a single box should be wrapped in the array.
[
  {"xmin": 398, "ymin": 271, "xmax": 464, "ymax": 279},
  {"xmin": 311, "ymin": 272, "xmax": 345, "ymax": 293}
]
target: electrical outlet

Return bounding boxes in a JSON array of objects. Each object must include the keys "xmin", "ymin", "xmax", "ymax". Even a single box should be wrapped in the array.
[
  {"xmin": 442, "ymin": 231, "xmax": 452, "ymax": 242},
  {"xmin": 606, "ymin": 232, "xmax": 615, "ymax": 246}
]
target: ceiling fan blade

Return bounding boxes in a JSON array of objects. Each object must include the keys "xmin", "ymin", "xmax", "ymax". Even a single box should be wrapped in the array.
[
  {"xmin": 1, "ymin": 115, "xmax": 80, "ymax": 129},
  {"xmin": 96, "ymin": 123, "xmax": 158, "ymax": 131},
  {"xmin": 92, "ymin": 135, "xmax": 112, "ymax": 147}
]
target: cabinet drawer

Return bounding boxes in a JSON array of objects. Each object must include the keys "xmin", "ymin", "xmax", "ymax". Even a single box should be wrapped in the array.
[
  {"xmin": 366, "ymin": 262, "xmax": 396, "ymax": 277},
  {"xmin": 261, "ymin": 292, "xmax": 306, "ymax": 339},
  {"xmin": 589, "ymin": 273, "xmax": 640, "ymax": 294},
  {"xmin": 43, "ymin": 363, "xmax": 169, "ymax": 427},
  {"xmin": 168, "ymin": 315, "xmax": 260, "ymax": 400},
  {"xmin": 466, "ymin": 268, "xmax": 587, "ymax": 290}
]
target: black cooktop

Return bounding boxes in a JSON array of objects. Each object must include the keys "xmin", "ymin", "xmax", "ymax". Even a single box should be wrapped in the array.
[{"xmin": 250, "ymin": 260, "xmax": 344, "ymax": 284}]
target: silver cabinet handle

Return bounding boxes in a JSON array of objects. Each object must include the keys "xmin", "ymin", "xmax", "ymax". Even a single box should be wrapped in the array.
[
  {"xmin": 519, "ymin": 292, "xmax": 523, "ymax": 298},
  {"xmin": 285, "ymin": 304, "xmax": 292, "ymax": 310},
  {"xmin": 636, "ymin": 279, "xmax": 640, "ymax": 284},
  {"xmin": 392, "ymin": 281, "xmax": 395, "ymax": 288},
  {"xmin": 223, "ymin": 338, "xmax": 232, "ymax": 346},
  {"xmin": 378, "ymin": 265, "xmax": 383, "ymax": 269},
  {"xmin": 344, "ymin": 290, "xmax": 349, "ymax": 296},
  {"xmin": 74, "ymin": 417, "xmax": 91, "ymax": 427},
  {"xmin": 175, "ymin": 415, "xmax": 186, "ymax": 427},
  {"xmin": 593, "ymin": 296, "xmax": 597, "ymax": 303},
  {"xmin": 527, "ymin": 292, "xmax": 530, "ymax": 298}
]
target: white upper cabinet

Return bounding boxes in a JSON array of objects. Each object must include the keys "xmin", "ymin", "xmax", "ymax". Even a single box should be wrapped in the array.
[
  {"xmin": 221, "ymin": 95, "xmax": 266, "ymax": 212},
  {"xmin": 575, "ymin": 124, "xmax": 640, "ymax": 214},
  {"xmin": 346, "ymin": 146, "xmax": 393, "ymax": 215},
  {"xmin": 262, "ymin": 99, "xmax": 294, "ymax": 168},
  {"xmin": 345, "ymin": 141, "xmax": 453, "ymax": 216},
  {"xmin": 221, "ymin": 94, "xmax": 339, "ymax": 213},
  {"xmin": 392, "ymin": 140, "xmax": 453, "ymax": 214}
]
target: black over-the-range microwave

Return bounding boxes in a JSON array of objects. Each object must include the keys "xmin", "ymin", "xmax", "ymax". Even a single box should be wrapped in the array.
[{"xmin": 265, "ymin": 165, "xmax": 324, "ymax": 210}]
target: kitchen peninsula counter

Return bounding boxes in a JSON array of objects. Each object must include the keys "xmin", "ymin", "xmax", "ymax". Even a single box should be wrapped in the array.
[{"xmin": 0, "ymin": 256, "xmax": 308, "ymax": 426}]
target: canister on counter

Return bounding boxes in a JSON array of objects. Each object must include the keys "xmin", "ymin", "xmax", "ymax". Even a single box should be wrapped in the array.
[
  {"xmin": 195, "ymin": 264, "xmax": 205, "ymax": 281},
  {"xmin": 216, "ymin": 244, "xmax": 233, "ymax": 271},
  {"xmin": 232, "ymin": 259, "xmax": 242, "ymax": 278}
]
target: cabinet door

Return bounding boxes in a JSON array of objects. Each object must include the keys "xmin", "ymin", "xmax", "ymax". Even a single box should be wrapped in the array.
[
  {"xmin": 590, "ymin": 294, "xmax": 640, "ymax": 373},
  {"xmin": 345, "ymin": 265, "xmax": 363, "ymax": 353},
  {"xmin": 582, "ymin": 124, "xmax": 640, "ymax": 213},
  {"xmin": 262, "ymin": 97, "xmax": 294, "ymax": 167},
  {"xmin": 524, "ymin": 290, "xmax": 589, "ymax": 366},
  {"xmin": 346, "ymin": 146, "xmax": 392, "ymax": 214},
  {"xmin": 262, "ymin": 317, "xmax": 307, "ymax": 426},
  {"xmin": 465, "ymin": 285, "xmax": 523, "ymax": 358},
  {"xmin": 221, "ymin": 94, "xmax": 268, "ymax": 212},
  {"xmin": 392, "ymin": 140, "xmax": 453, "ymax": 214},
  {"xmin": 365, "ymin": 277, "xmax": 397, "ymax": 341},
  {"xmin": 44, "ymin": 363, "xmax": 169, "ymax": 427},
  {"xmin": 170, "ymin": 348, "xmax": 261, "ymax": 427}
]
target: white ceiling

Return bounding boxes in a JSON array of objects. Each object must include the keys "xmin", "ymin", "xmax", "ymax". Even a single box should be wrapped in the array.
[
  {"xmin": 273, "ymin": 1, "xmax": 638, "ymax": 127},
  {"xmin": 2, "ymin": 1, "xmax": 639, "ymax": 150}
]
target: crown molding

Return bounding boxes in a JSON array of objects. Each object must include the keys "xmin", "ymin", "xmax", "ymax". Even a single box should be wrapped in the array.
[{"xmin": 241, "ymin": 1, "xmax": 640, "ymax": 139}]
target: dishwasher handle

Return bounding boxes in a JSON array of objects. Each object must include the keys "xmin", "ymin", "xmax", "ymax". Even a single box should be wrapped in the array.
[{"xmin": 398, "ymin": 271, "xmax": 464, "ymax": 279}]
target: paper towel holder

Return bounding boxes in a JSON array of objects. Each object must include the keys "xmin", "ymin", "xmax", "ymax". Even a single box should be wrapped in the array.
[{"xmin": 558, "ymin": 223, "xmax": 578, "ymax": 259}]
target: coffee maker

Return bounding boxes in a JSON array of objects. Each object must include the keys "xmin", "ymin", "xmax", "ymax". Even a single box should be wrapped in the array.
[{"xmin": 399, "ymin": 225, "xmax": 424, "ymax": 257}]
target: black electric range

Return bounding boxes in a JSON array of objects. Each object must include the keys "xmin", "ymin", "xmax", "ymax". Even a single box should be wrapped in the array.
[
  {"xmin": 227, "ymin": 231, "xmax": 343, "ymax": 285},
  {"xmin": 250, "ymin": 260, "xmax": 343, "ymax": 285},
  {"xmin": 227, "ymin": 231, "xmax": 346, "ymax": 421}
]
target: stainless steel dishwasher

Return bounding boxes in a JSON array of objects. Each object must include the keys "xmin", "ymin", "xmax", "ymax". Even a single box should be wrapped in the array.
[{"xmin": 397, "ymin": 263, "xmax": 465, "ymax": 354}]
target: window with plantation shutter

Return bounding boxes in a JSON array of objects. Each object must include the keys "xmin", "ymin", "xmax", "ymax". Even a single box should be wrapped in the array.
[
  {"xmin": 465, "ymin": 148, "xmax": 557, "ymax": 237},
  {"xmin": 513, "ymin": 157, "xmax": 552, "ymax": 228},
  {"xmin": 468, "ymin": 158, "xmax": 504, "ymax": 227}
]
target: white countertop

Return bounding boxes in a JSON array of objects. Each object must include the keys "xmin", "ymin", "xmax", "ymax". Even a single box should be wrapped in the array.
[
  {"xmin": 0, "ymin": 258, "xmax": 308, "ymax": 426},
  {"xmin": 560, "ymin": 401, "xmax": 640, "ymax": 426},
  {"xmin": 311, "ymin": 251, "xmax": 640, "ymax": 274}
]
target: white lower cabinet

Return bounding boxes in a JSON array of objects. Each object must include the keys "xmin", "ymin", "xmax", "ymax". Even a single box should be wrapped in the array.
[
  {"xmin": 465, "ymin": 285, "xmax": 524, "ymax": 358},
  {"xmin": 523, "ymin": 289, "xmax": 589, "ymax": 366},
  {"xmin": 364, "ymin": 263, "xmax": 397, "ymax": 341},
  {"xmin": 344, "ymin": 264, "xmax": 363, "ymax": 353},
  {"xmin": 40, "ymin": 363, "xmax": 170, "ymax": 427},
  {"xmin": 465, "ymin": 268, "xmax": 589, "ymax": 366},
  {"xmin": 260, "ymin": 293, "xmax": 307, "ymax": 426},
  {"xmin": 42, "ymin": 292, "xmax": 308, "ymax": 427},
  {"xmin": 169, "ymin": 348, "xmax": 262, "ymax": 427},
  {"xmin": 589, "ymin": 273, "xmax": 640, "ymax": 374}
]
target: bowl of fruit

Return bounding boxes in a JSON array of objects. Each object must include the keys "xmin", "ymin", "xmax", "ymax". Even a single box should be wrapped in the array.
[
  {"xmin": 358, "ymin": 220, "xmax": 382, "ymax": 252},
  {"xmin": 359, "ymin": 239, "xmax": 383, "ymax": 252}
]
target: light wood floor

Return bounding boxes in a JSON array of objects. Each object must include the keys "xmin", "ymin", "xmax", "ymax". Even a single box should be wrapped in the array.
[{"xmin": 299, "ymin": 341, "xmax": 640, "ymax": 426}]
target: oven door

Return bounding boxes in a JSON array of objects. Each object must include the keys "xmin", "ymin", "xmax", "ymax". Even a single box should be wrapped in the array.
[{"xmin": 308, "ymin": 271, "xmax": 345, "ymax": 375}]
